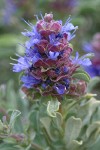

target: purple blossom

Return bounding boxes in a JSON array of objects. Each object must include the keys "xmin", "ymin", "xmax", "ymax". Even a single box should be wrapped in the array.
[
  {"xmin": 21, "ymin": 31, "xmax": 35, "ymax": 37},
  {"xmin": 67, "ymin": 32, "xmax": 76, "ymax": 41},
  {"xmin": 54, "ymin": 84, "xmax": 66, "ymax": 95},
  {"xmin": 63, "ymin": 23, "xmax": 78, "ymax": 31},
  {"xmin": 12, "ymin": 51, "xmax": 41, "ymax": 72},
  {"xmin": 83, "ymin": 42, "xmax": 94, "ymax": 53},
  {"xmin": 42, "ymin": 83, "xmax": 47, "ymax": 89},
  {"xmin": 85, "ymin": 65, "xmax": 100, "ymax": 77},
  {"xmin": 63, "ymin": 67, "xmax": 69, "ymax": 73},
  {"xmin": 12, "ymin": 56, "xmax": 31, "ymax": 72},
  {"xmin": 22, "ymin": 26, "xmax": 41, "ymax": 39},
  {"xmin": 61, "ymin": 17, "xmax": 78, "ymax": 41},
  {"xmin": 25, "ymin": 48, "xmax": 38, "ymax": 57},
  {"xmin": 23, "ymin": 26, "xmax": 41, "ymax": 49},
  {"xmin": 53, "ymin": 78, "xmax": 70, "ymax": 95},
  {"xmin": 63, "ymin": 78, "xmax": 70, "ymax": 88},
  {"xmin": 48, "ymin": 51, "xmax": 59, "ymax": 60},
  {"xmin": 21, "ymin": 75, "xmax": 41, "ymax": 88},
  {"xmin": 55, "ymin": 68, "xmax": 60, "ymax": 74},
  {"xmin": 25, "ymin": 39, "xmax": 39, "ymax": 49},
  {"xmin": 31, "ymin": 53, "xmax": 41, "ymax": 64},
  {"xmin": 72, "ymin": 52, "xmax": 92, "ymax": 66},
  {"xmin": 49, "ymin": 34, "xmax": 60, "ymax": 45}
]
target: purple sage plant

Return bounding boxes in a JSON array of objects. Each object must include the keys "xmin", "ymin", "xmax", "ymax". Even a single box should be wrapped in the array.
[{"xmin": 1, "ymin": 13, "xmax": 100, "ymax": 150}]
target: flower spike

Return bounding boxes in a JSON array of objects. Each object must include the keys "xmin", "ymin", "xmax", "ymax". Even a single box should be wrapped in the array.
[{"xmin": 12, "ymin": 13, "xmax": 91, "ymax": 98}]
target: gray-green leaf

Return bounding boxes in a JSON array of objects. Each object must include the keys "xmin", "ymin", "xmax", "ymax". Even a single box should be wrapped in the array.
[
  {"xmin": 8, "ymin": 110, "xmax": 21, "ymax": 129},
  {"xmin": 47, "ymin": 100, "xmax": 61, "ymax": 117},
  {"xmin": 85, "ymin": 122, "xmax": 100, "ymax": 147},
  {"xmin": 64, "ymin": 116, "xmax": 82, "ymax": 149}
]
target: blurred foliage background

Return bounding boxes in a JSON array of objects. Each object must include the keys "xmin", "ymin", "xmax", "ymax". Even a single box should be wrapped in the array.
[{"xmin": 0, "ymin": 0, "xmax": 100, "ymax": 149}]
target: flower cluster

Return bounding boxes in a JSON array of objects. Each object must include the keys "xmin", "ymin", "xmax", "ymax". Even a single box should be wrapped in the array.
[{"xmin": 12, "ymin": 13, "xmax": 91, "ymax": 98}]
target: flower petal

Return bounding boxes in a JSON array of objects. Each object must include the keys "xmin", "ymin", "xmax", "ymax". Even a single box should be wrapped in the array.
[{"xmin": 54, "ymin": 84, "xmax": 66, "ymax": 95}]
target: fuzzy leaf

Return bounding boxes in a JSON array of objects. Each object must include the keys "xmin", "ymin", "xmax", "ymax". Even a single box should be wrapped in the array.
[
  {"xmin": 72, "ymin": 72, "xmax": 90, "ymax": 82},
  {"xmin": 47, "ymin": 100, "xmax": 61, "ymax": 117},
  {"xmin": 8, "ymin": 110, "xmax": 21, "ymax": 129},
  {"xmin": 55, "ymin": 112, "xmax": 63, "ymax": 128},
  {"xmin": 85, "ymin": 122, "xmax": 100, "ymax": 147},
  {"xmin": 40, "ymin": 117, "xmax": 57, "ymax": 142},
  {"xmin": 77, "ymin": 98, "xmax": 100, "ymax": 126},
  {"xmin": 86, "ymin": 122, "xmax": 100, "ymax": 138},
  {"xmin": 64, "ymin": 116, "xmax": 82, "ymax": 148},
  {"xmin": 71, "ymin": 140, "xmax": 83, "ymax": 150}
]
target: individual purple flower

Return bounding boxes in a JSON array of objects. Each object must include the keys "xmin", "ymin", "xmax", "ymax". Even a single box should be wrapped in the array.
[
  {"xmin": 24, "ymin": 27, "xmax": 41, "ymax": 49},
  {"xmin": 22, "ymin": 26, "xmax": 41, "ymax": 39},
  {"xmin": 12, "ymin": 56, "xmax": 31, "ymax": 72},
  {"xmin": 12, "ymin": 52, "xmax": 41, "ymax": 72},
  {"xmin": 48, "ymin": 51, "xmax": 59, "ymax": 60},
  {"xmin": 63, "ymin": 67, "xmax": 69, "ymax": 73},
  {"xmin": 49, "ymin": 34, "xmax": 60, "ymax": 46},
  {"xmin": 83, "ymin": 42, "xmax": 94, "ymax": 53},
  {"xmin": 21, "ymin": 75, "xmax": 41, "ymax": 88},
  {"xmin": 62, "ymin": 22, "xmax": 78, "ymax": 32},
  {"xmin": 63, "ymin": 78, "xmax": 70, "ymax": 89},
  {"xmin": 54, "ymin": 84, "xmax": 66, "ymax": 95},
  {"xmin": 61, "ymin": 17, "xmax": 78, "ymax": 41},
  {"xmin": 31, "ymin": 53, "xmax": 42, "ymax": 64},
  {"xmin": 72, "ymin": 52, "xmax": 92, "ymax": 67},
  {"xmin": 25, "ymin": 39, "xmax": 39, "ymax": 49},
  {"xmin": 84, "ymin": 65, "xmax": 100, "ymax": 77}
]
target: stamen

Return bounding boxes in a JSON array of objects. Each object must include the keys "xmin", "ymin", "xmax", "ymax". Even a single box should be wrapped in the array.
[
  {"xmin": 40, "ymin": 12, "xmax": 44, "ymax": 20},
  {"xmin": 65, "ymin": 16, "xmax": 72, "ymax": 25},
  {"xmin": 18, "ymin": 43, "xmax": 26, "ymax": 48},
  {"xmin": 21, "ymin": 18, "xmax": 33, "ymax": 28},
  {"xmin": 34, "ymin": 14, "xmax": 39, "ymax": 21}
]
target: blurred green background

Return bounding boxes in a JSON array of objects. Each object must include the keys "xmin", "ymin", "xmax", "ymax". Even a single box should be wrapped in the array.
[{"xmin": 0, "ymin": 0, "xmax": 100, "ymax": 149}]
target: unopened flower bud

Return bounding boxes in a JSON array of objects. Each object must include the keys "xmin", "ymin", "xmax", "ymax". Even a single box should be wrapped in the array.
[{"xmin": 44, "ymin": 13, "xmax": 53, "ymax": 22}]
